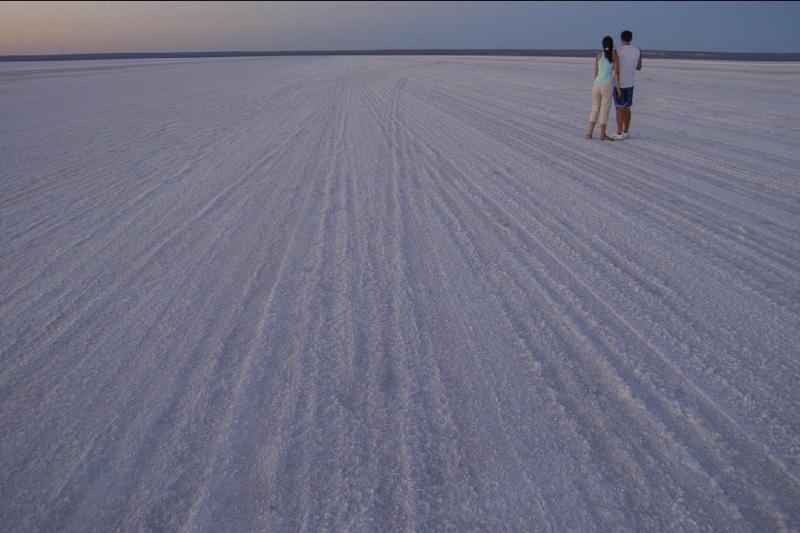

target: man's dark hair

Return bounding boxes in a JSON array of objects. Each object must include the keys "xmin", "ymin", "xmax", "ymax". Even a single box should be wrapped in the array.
[{"xmin": 621, "ymin": 30, "xmax": 633, "ymax": 43}]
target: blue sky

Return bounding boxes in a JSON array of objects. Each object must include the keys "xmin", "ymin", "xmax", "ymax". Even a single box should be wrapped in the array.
[{"xmin": 2, "ymin": 1, "xmax": 799, "ymax": 55}]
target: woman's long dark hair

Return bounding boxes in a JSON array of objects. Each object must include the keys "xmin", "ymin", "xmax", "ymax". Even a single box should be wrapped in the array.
[{"xmin": 602, "ymin": 35, "xmax": 614, "ymax": 63}]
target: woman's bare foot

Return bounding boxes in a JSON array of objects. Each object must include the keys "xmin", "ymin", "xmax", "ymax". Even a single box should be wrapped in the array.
[
  {"xmin": 584, "ymin": 133, "xmax": 593, "ymax": 139},
  {"xmin": 600, "ymin": 134, "xmax": 615, "ymax": 141}
]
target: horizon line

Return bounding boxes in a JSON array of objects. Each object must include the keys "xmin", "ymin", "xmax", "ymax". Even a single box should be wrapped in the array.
[{"xmin": 3, "ymin": 48, "xmax": 800, "ymax": 62}]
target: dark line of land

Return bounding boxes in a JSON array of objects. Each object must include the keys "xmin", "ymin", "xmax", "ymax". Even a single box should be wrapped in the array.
[{"xmin": 2, "ymin": 49, "xmax": 799, "ymax": 62}]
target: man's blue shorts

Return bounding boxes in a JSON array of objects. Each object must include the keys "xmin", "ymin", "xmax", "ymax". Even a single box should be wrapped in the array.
[{"xmin": 613, "ymin": 86, "xmax": 634, "ymax": 108}]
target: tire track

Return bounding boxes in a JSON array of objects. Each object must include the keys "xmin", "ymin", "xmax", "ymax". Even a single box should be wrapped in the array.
[
  {"xmin": 386, "ymin": 70, "xmax": 560, "ymax": 529},
  {"xmin": 0, "ymin": 96, "xmax": 331, "ymax": 396},
  {"xmin": 1, "ymin": 67, "xmax": 324, "ymax": 312},
  {"xmin": 411, "ymin": 79, "xmax": 800, "ymax": 316},
  {"xmin": 398, "ymin": 90, "xmax": 800, "ymax": 529},
  {"xmin": 394, "ymin": 86, "xmax": 800, "ymax": 472}
]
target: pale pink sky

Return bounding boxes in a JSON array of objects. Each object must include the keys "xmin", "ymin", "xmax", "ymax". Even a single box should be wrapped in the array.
[{"xmin": 0, "ymin": 1, "xmax": 392, "ymax": 54}]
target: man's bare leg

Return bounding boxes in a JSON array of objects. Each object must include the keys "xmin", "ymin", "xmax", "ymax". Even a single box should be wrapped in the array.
[
  {"xmin": 623, "ymin": 108, "xmax": 632, "ymax": 133},
  {"xmin": 616, "ymin": 107, "xmax": 625, "ymax": 135}
]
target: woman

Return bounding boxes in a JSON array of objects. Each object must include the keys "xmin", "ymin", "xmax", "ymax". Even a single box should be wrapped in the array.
[{"xmin": 586, "ymin": 36, "xmax": 621, "ymax": 141}]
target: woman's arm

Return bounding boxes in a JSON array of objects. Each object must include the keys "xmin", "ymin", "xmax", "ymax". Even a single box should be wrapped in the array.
[
  {"xmin": 594, "ymin": 53, "xmax": 598, "ymax": 79},
  {"xmin": 613, "ymin": 50, "xmax": 621, "ymax": 92}
]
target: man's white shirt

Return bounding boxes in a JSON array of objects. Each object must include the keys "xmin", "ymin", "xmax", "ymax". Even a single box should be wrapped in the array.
[{"xmin": 618, "ymin": 44, "xmax": 641, "ymax": 88}]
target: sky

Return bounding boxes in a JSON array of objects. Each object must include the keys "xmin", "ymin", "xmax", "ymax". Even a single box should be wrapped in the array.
[{"xmin": 1, "ymin": 1, "xmax": 799, "ymax": 55}]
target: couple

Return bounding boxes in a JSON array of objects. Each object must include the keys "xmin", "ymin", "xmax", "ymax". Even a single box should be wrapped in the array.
[{"xmin": 586, "ymin": 30, "xmax": 642, "ymax": 141}]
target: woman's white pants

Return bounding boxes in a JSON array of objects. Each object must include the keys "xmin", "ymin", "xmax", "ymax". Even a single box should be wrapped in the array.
[{"xmin": 589, "ymin": 83, "xmax": 612, "ymax": 125}]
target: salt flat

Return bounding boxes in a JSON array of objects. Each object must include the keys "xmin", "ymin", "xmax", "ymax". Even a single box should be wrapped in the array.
[{"xmin": 1, "ymin": 56, "xmax": 799, "ymax": 531}]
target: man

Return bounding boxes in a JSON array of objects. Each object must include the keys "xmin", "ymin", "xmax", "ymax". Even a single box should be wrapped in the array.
[{"xmin": 612, "ymin": 30, "xmax": 641, "ymax": 140}]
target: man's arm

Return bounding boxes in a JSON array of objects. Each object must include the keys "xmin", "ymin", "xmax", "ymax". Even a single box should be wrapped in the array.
[{"xmin": 637, "ymin": 52, "xmax": 643, "ymax": 71}]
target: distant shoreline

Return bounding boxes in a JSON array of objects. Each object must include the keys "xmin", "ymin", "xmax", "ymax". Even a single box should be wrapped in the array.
[{"xmin": 2, "ymin": 49, "xmax": 799, "ymax": 62}]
